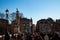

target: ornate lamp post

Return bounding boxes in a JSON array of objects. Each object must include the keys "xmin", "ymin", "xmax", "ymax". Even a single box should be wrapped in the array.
[
  {"xmin": 6, "ymin": 9, "xmax": 9, "ymax": 20},
  {"xmin": 5, "ymin": 9, "xmax": 9, "ymax": 33},
  {"xmin": 4, "ymin": 9, "xmax": 10, "ymax": 40}
]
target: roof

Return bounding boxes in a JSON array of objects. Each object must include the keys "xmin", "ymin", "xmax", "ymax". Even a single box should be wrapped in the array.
[{"xmin": 0, "ymin": 19, "xmax": 8, "ymax": 21}]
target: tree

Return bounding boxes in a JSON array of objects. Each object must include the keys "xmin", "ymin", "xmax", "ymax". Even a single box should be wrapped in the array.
[
  {"xmin": 9, "ymin": 12, "xmax": 16, "ymax": 22},
  {"xmin": 9, "ymin": 12, "xmax": 24, "ymax": 23},
  {"xmin": 0, "ymin": 12, "xmax": 5, "ymax": 19}
]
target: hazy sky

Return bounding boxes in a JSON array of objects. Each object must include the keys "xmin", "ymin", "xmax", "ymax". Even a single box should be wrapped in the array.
[{"xmin": 0, "ymin": 0, "xmax": 60, "ymax": 24}]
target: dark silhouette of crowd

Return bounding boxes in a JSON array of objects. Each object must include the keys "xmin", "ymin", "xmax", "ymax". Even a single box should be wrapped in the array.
[{"xmin": 4, "ymin": 32, "xmax": 60, "ymax": 40}]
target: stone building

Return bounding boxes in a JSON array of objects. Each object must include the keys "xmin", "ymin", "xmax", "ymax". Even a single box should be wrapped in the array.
[
  {"xmin": 36, "ymin": 18, "xmax": 54, "ymax": 34},
  {"xmin": 0, "ymin": 19, "xmax": 8, "ymax": 35},
  {"xmin": 8, "ymin": 9, "xmax": 33, "ymax": 34},
  {"xmin": 53, "ymin": 19, "xmax": 60, "ymax": 33},
  {"xmin": 56, "ymin": 19, "xmax": 60, "ymax": 31},
  {"xmin": 31, "ymin": 24, "xmax": 36, "ymax": 33}
]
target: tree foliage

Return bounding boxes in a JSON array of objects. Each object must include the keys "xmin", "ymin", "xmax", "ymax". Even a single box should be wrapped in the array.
[
  {"xmin": 9, "ymin": 12, "xmax": 24, "ymax": 22},
  {"xmin": 0, "ymin": 12, "xmax": 5, "ymax": 19}
]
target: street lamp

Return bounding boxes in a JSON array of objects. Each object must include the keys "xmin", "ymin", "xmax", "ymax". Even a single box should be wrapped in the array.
[
  {"xmin": 6, "ymin": 9, "xmax": 9, "ymax": 20},
  {"xmin": 5, "ymin": 9, "xmax": 9, "ymax": 32},
  {"xmin": 4, "ymin": 9, "xmax": 10, "ymax": 40}
]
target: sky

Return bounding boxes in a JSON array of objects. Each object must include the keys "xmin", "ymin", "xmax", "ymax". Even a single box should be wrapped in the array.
[{"xmin": 0, "ymin": 0, "xmax": 60, "ymax": 24}]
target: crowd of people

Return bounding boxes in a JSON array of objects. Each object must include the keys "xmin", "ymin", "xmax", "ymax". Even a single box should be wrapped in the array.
[
  {"xmin": 10, "ymin": 32, "xmax": 43, "ymax": 40},
  {"xmin": 4, "ymin": 32, "xmax": 60, "ymax": 40}
]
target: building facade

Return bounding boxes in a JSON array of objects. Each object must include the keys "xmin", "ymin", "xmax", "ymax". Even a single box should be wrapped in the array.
[
  {"xmin": 8, "ymin": 9, "xmax": 33, "ymax": 34},
  {"xmin": 53, "ymin": 20, "xmax": 60, "ymax": 32},
  {"xmin": 0, "ymin": 19, "xmax": 8, "ymax": 34},
  {"xmin": 36, "ymin": 18, "xmax": 54, "ymax": 34}
]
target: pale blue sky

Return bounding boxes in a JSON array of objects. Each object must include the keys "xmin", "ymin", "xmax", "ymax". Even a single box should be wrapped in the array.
[{"xmin": 0, "ymin": 0, "xmax": 60, "ymax": 24}]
